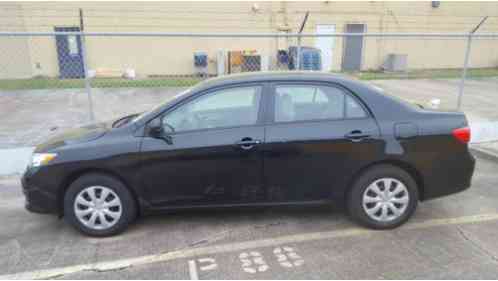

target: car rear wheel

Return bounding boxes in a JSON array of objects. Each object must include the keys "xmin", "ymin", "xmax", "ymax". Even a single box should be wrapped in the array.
[
  {"xmin": 348, "ymin": 165, "xmax": 418, "ymax": 229},
  {"xmin": 64, "ymin": 173, "xmax": 137, "ymax": 237}
]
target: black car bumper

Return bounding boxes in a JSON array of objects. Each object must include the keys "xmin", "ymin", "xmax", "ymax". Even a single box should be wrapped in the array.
[
  {"xmin": 422, "ymin": 150, "xmax": 476, "ymax": 200},
  {"xmin": 21, "ymin": 168, "xmax": 58, "ymax": 214}
]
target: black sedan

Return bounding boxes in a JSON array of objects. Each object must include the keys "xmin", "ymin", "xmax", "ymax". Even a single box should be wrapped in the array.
[{"xmin": 22, "ymin": 72, "xmax": 475, "ymax": 236}]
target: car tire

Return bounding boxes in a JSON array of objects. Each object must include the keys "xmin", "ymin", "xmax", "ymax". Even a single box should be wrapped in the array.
[
  {"xmin": 348, "ymin": 165, "xmax": 418, "ymax": 229},
  {"xmin": 64, "ymin": 173, "xmax": 137, "ymax": 237}
]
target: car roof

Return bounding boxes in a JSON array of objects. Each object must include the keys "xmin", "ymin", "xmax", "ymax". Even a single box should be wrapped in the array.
[{"xmin": 195, "ymin": 71, "xmax": 362, "ymax": 90}]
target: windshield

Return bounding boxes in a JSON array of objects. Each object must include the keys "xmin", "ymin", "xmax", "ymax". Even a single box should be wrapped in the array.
[{"xmin": 131, "ymin": 88, "xmax": 193, "ymax": 123}]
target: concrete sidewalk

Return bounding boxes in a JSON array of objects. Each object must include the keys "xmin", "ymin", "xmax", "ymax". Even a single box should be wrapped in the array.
[
  {"xmin": 0, "ymin": 147, "xmax": 34, "ymax": 175},
  {"xmin": 0, "ymin": 87, "xmax": 184, "ymax": 175},
  {"xmin": 0, "ymin": 87, "xmax": 185, "ymax": 149}
]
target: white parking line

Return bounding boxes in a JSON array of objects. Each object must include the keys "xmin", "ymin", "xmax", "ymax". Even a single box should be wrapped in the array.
[
  {"xmin": 197, "ymin": 258, "xmax": 217, "ymax": 271},
  {"xmin": 239, "ymin": 251, "xmax": 269, "ymax": 273},
  {"xmin": 187, "ymin": 257, "xmax": 217, "ymax": 280},
  {"xmin": 188, "ymin": 260, "xmax": 198, "ymax": 280},
  {"xmin": 274, "ymin": 246, "xmax": 304, "ymax": 268},
  {"xmin": 3, "ymin": 212, "xmax": 498, "ymax": 280}
]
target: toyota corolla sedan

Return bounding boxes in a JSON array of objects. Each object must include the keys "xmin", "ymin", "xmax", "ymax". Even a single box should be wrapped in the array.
[{"xmin": 22, "ymin": 72, "xmax": 475, "ymax": 236}]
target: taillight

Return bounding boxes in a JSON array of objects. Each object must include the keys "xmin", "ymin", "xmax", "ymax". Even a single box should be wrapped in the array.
[{"xmin": 452, "ymin": 126, "xmax": 471, "ymax": 144}]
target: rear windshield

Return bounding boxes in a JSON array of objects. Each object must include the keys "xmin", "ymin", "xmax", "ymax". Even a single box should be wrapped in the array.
[{"xmin": 367, "ymin": 84, "xmax": 424, "ymax": 109}]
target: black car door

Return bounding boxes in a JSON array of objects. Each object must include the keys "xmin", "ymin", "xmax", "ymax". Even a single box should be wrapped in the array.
[
  {"xmin": 263, "ymin": 82, "xmax": 382, "ymax": 202},
  {"xmin": 139, "ymin": 84, "xmax": 266, "ymax": 208}
]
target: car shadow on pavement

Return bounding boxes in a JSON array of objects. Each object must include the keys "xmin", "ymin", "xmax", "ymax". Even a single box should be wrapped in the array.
[{"xmin": 117, "ymin": 204, "xmax": 350, "ymax": 244}]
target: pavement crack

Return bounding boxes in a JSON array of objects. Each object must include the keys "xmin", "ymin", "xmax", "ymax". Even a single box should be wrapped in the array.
[
  {"xmin": 52, "ymin": 265, "xmax": 130, "ymax": 279},
  {"xmin": 187, "ymin": 220, "xmax": 287, "ymax": 248},
  {"xmin": 86, "ymin": 265, "xmax": 130, "ymax": 274},
  {"xmin": 254, "ymin": 221, "xmax": 286, "ymax": 229},
  {"xmin": 188, "ymin": 229, "xmax": 231, "ymax": 248},
  {"xmin": 42, "ymin": 229, "xmax": 66, "ymax": 267},
  {"xmin": 456, "ymin": 225, "xmax": 498, "ymax": 264}
]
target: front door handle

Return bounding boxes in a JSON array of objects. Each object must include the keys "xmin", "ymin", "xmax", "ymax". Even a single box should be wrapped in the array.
[
  {"xmin": 235, "ymin": 138, "xmax": 261, "ymax": 150},
  {"xmin": 345, "ymin": 130, "xmax": 371, "ymax": 142}
]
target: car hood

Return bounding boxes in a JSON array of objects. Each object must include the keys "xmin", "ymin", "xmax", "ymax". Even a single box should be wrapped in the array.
[{"xmin": 35, "ymin": 122, "xmax": 110, "ymax": 152}]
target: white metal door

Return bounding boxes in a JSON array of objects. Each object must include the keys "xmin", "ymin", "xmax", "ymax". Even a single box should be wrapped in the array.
[{"xmin": 315, "ymin": 25, "xmax": 336, "ymax": 72}]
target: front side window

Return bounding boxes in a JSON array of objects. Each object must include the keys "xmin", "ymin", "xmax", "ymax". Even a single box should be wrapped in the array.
[
  {"xmin": 274, "ymin": 85, "xmax": 346, "ymax": 122},
  {"xmin": 163, "ymin": 86, "xmax": 261, "ymax": 133}
]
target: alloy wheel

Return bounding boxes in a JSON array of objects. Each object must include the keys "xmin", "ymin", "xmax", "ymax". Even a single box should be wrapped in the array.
[
  {"xmin": 362, "ymin": 178, "xmax": 410, "ymax": 222},
  {"xmin": 73, "ymin": 186, "xmax": 122, "ymax": 230}
]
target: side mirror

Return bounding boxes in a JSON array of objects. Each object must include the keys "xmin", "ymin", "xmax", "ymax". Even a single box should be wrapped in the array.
[{"xmin": 148, "ymin": 118, "xmax": 172, "ymax": 144}]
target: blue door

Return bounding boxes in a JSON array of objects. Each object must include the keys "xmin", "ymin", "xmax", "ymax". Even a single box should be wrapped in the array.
[{"xmin": 54, "ymin": 27, "xmax": 85, "ymax": 79}]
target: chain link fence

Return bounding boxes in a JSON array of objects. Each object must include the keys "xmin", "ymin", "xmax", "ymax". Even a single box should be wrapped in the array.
[{"xmin": 0, "ymin": 31, "xmax": 497, "ymax": 148}]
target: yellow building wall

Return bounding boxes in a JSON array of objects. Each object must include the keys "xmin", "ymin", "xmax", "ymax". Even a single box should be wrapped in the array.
[
  {"xmin": 291, "ymin": 1, "xmax": 498, "ymax": 71},
  {"xmin": 0, "ymin": 3, "xmax": 33, "ymax": 79},
  {"xmin": 0, "ymin": 1, "xmax": 497, "ymax": 78}
]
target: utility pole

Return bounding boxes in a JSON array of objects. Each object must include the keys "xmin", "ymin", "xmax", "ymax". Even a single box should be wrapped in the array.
[
  {"xmin": 457, "ymin": 16, "xmax": 488, "ymax": 110},
  {"xmin": 79, "ymin": 8, "xmax": 95, "ymax": 122}
]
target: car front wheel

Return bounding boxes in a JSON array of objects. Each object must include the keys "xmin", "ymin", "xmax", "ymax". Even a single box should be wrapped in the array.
[
  {"xmin": 64, "ymin": 173, "xmax": 137, "ymax": 237},
  {"xmin": 348, "ymin": 165, "xmax": 418, "ymax": 229}
]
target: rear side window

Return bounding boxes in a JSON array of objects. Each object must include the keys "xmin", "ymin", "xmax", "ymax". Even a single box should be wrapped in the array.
[
  {"xmin": 274, "ymin": 84, "xmax": 366, "ymax": 122},
  {"xmin": 345, "ymin": 95, "xmax": 367, "ymax": 118}
]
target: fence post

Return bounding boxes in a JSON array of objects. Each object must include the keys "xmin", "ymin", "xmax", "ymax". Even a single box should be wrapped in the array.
[
  {"xmin": 79, "ymin": 9, "xmax": 95, "ymax": 122},
  {"xmin": 457, "ymin": 16, "xmax": 488, "ymax": 110},
  {"xmin": 457, "ymin": 33, "xmax": 473, "ymax": 111},
  {"xmin": 296, "ymin": 35, "xmax": 302, "ymax": 71},
  {"xmin": 80, "ymin": 32, "xmax": 95, "ymax": 122}
]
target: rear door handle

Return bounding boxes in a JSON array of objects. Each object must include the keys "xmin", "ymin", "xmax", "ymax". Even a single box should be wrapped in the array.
[
  {"xmin": 235, "ymin": 138, "xmax": 261, "ymax": 150},
  {"xmin": 345, "ymin": 130, "xmax": 371, "ymax": 142}
]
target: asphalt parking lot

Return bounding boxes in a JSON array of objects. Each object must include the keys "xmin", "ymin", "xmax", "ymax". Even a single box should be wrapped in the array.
[{"xmin": 1, "ymin": 154, "xmax": 498, "ymax": 279}]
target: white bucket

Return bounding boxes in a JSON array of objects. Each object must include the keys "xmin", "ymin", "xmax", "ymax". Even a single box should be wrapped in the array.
[{"xmin": 124, "ymin": 68, "xmax": 136, "ymax": 79}]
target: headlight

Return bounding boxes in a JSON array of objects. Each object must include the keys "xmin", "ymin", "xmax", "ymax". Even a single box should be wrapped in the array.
[{"xmin": 31, "ymin": 153, "xmax": 57, "ymax": 167}]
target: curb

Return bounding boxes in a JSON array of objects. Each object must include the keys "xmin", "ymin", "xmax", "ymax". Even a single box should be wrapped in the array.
[
  {"xmin": 0, "ymin": 147, "xmax": 34, "ymax": 176},
  {"xmin": 470, "ymin": 146, "xmax": 498, "ymax": 163}
]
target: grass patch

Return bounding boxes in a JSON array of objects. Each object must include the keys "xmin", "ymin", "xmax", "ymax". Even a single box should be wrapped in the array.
[
  {"xmin": 1, "ymin": 68, "xmax": 497, "ymax": 90},
  {"xmin": 0, "ymin": 77, "xmax": 202, "ymax": 90},
  {"xmin": 355, "ymin": 68, "xmax": 498, "ymax": 80}
]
